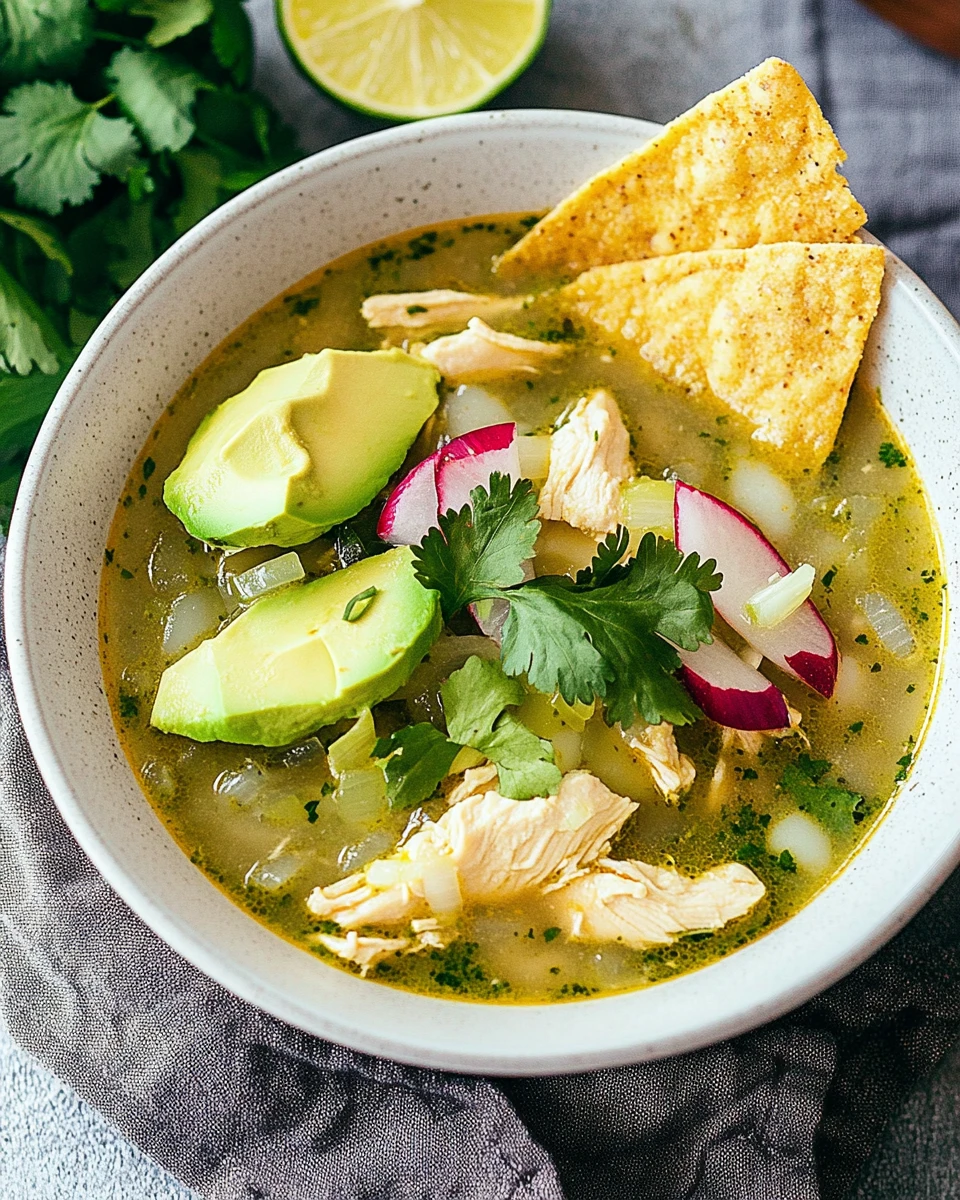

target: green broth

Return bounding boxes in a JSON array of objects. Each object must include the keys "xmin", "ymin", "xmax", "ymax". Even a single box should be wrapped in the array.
[{"xmin": 100, "ymin": 215, "xmax": 945, "ymax": 1003}]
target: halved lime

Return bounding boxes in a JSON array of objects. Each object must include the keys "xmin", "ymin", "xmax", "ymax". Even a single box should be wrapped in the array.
[{"xmin": 277, "ymin": 0, "xmax": 551, "ymax": 121}]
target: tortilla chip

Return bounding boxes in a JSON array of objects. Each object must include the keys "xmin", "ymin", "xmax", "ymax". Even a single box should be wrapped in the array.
[
  {"xmin": 498, "ymin": 58, "xmax": 866, "ymax": 278},
  {"xmin": 560, "ymin": 242, "xmax": 885, "ymax": 471}
]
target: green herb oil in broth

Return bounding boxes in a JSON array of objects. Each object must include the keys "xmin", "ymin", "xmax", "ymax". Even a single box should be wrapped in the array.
[{"xmin": 100, "ymin": 215, "xmax": 945, "ymax": 1003}]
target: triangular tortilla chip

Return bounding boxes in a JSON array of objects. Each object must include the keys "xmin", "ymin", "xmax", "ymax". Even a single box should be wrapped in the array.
[
  {"xmin": 560, "ymin": 242, "xmax": 885, "ymax": 471},
  {"xmin": 499, "ymin": 59, "xmax": 866, "ymax": 278}
]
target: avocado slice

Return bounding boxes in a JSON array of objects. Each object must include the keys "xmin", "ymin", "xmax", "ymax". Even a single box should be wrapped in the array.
[
  {"xmin": 151, "ymin": 547, "xmax": 441, "ymax": 745},
  {"xmin": 164, "ymin": 348, "xmax": 440, "ymax": 548}
]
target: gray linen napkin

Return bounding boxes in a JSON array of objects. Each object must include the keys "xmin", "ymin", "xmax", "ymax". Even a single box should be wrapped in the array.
[{"xmin": 3, "ymin": 1, "xmax": 960, "ymax": 1198}]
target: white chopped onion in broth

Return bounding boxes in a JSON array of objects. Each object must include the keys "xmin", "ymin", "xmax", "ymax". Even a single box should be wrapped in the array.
[{"xmin": 857, "ymin": 592, "xmax": 916, "ymax": 658}]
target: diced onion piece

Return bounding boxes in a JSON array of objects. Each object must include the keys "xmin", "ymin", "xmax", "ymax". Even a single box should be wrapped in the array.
[
  {"xmin": 335, "ymin": 767, "xmax": 387, "ymax": 825},
  {"xmin": 551, "ymin": 693, "xmax": 595, "ymax": 732},
  {"xmin": 621, "ymin": 477, "xmax": 675, "ymax": 535},
  {"xmin": 743, "ymin": 563, "xmax": 816, "ymax": 628},
  {"xmin": 328, "ymin": 709, "xmax": 377, "ymax": 775},
  {"xmin": 445, "ymin": 385, "xmax": 516, "ymax": 438},
  {"xmin": 163, "ymin": 588, "xmax": 224, "ymax": 655},
  {"xmin": 517, "ymin": 434, "xmax": 551, "ymax": 482},
  {"xmin": 418, "ymin": 855, "xmax": 462, "ymax": 916},
  {"xmin": 244, "ymin": 847, "xmax": 306, "ymax": 891},
  {"xmin": 729, "ymin": 459, "xmax": 796, "ymax": 540},
  {"xmin": 552, "ymin": 728, "xmax": 583, "ymax": 773},
  {"xmin": 767, "ymin": 813, "xmax": 832, "ymax": 875},
  {"xmin": 234, "ymin": 551, "xmax": 305, "ymax": 602},
  {"xmin": 856, "ymin": 592, "xmax": 915, "ymax": 659},
  {"xmin": 213, "ymin": 760, "xmax": 265, "ymax": 805}
]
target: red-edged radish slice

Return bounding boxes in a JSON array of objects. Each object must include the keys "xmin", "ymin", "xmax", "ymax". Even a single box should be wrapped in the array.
[
  {"xmin": 376, "ymin": 449, "xmax": 442, "ymax": 545},
  {"xmin": 676, "ymin": 637, "xmax": 790, "ymax": 730},
  {"xmin": 674, "ymin": 481, "xmax": 838, "ymax": 697},
  {"xmin": 436, "ymin": 422, "xmax": 519, "ymax": 515}
]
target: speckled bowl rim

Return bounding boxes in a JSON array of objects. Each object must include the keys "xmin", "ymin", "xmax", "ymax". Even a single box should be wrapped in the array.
[{"xmin": 5, "ymin": 109, "xmax": 960, "ymax": 1076}]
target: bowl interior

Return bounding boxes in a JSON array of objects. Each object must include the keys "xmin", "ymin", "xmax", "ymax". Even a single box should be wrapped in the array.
[{"xmin": 7, "ymin": 110, "xmax": 960, "ymax": 1075}]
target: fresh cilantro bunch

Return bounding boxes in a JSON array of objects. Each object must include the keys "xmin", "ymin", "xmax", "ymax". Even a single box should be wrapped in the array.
[
  {"xmin": 375, "ymin": 654, "xmax": 561, "ymax": 808},
  {"xmin": 0, "ymin": 0, "xmax": 296, "ymax": 527},
  {"xmin": 412, "ymin": 473, "xmax": 721, "ymax": 729}
]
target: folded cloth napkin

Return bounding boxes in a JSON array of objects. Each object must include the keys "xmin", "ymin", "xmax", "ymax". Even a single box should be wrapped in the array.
[{"xmin": 3, "ymin": 1, "xmax": 960, "ymax": 1198}]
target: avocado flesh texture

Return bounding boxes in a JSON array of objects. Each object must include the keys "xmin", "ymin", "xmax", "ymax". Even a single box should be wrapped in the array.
[
  {"xmin": 151, "ymin": 547, "xmax": 441, "ymax": 745},
  {"xmin": 163, "ymin": 348, "xmax": 440, "ymax": 548}
]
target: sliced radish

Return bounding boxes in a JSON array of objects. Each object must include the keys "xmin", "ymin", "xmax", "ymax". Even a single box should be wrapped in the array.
[
  {"xmin": 676, "ymin": 636, "xmax": 790, "ymax": 731},
  {"xmin": 377, "ymin": 423, "xmax": 520, "ymax": 547},
  {"xmin": 376, "ymin": 449, "xmax": 441, "ymax": 545},
  {"xmin": 436, "ymin": 422, "xmax": 519, "ymax": 515},
  {"xmin": 674, "ymin": 481, "xmax": 838, "ymax": 697}
]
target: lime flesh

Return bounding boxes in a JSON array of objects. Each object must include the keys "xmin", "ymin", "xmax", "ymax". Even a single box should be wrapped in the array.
[{"xmin": 278, "ymin": 0, "xmax": 551, "ymax": 121}]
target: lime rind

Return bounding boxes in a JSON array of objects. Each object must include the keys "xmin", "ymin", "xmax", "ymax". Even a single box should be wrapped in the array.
[{"xmin": 277, "ymin": 0, "xmax": 552, "ymax": 122}]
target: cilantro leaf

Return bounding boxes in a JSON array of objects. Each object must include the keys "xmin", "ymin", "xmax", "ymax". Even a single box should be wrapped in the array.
[
  {"xmin": 781, "ymin": 755, "xmax": 864, "ymax": 834},
  {"xmin": 210, "ymin": 0, "xmax": 253, "ymax": 86},
  {"xmin": 127, "ymin": 0, "xmax": 214, "ymax": 46},
  {"xmin": 0, "ymin": 81, "xmax": 140, "ymax": 215},
  {"xmin": 441, "ymin": 656, "xmax": 561, "ymax": 800},
  {"xmin": 0, "ymin": 208, "xmax": 72, "ymax": 273},
  {"xmin": 878, "ymin": 441, "xmax": 907, "ymax": 469},
  {"xmin": 375, "ymin": 724, "xmax": 460, "ymax": 810},
  {"xmin": 411, "ymin": 476, "xmax": 719, "ymax": 728},
  {"xmin": 412, "ymin": 472, "xmax": 539, "ymax": 619},
  {"xmin": 503, "ymin": 534, "xmax": 719, "ymax": 726},
  {"xmin": 0, "ymin": 263, "xmax": 60, "ymax": 373},
  {"xmin": 0, "ymin": 0, "xmax": 93, "ymax": 83},
  {"xmin": 108, "ymin": 47, "xmax": 207, "ymax": 154}
]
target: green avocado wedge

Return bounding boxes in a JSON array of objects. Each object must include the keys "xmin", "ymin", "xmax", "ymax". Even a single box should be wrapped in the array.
[
  {"xmin": 151, "ymin": 547, "xmax": 441, "ymax": 745},
  {"xmin": 163, "ymin": 348, "xmax": 440, "ymax": 549}
]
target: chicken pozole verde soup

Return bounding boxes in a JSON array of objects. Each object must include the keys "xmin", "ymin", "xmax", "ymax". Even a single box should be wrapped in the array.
[{"xmin": 100, "ymin": 61, "xmax": 945, "ymax": 1003}]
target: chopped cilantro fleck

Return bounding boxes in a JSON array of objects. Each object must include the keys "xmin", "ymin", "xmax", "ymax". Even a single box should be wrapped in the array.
[
  {"xmin": 855, "ymin": 633, "xmax": 869, "ymax": 645},
  {"xmin": 543, "ymin": 927, "xmax": 561, "ymax": 943},
  {"xmin": 304, "ymin": 800, "xmax": 320, "ymax": 823},
  {"xmin": 406, "ymin": 304, "xmax": 428, "ymax": 315},
  {"xmin": 776, "ymin": 849, "xmax": 797, "ymax": 873},
  {"xmin": 870, "ymin": 662, "xmax": 882, "ymax": 673},
  {"xmin": 741, "ymin": 767, "xmax": 758, "ymax": 780},
  {"xmin": 822, "ymin": 567, "xmax": 837, "ymax": 589},
  {"xmin": 879, "ymin": 442, "xmax": 907, "ymax": 468},
  {"xmin": 142, "ymin": 457, "xmax": 155, "ymax": 480},
  {"xmin": 119, "ymin": 567, "xmax": 134, "ymax": 579},
  {"xmin": 118, "ymin": 691, "xmax": 138, "ymax": 719},
  {"xmin": 895, "ymin": 752, "xmax": 913, "ymax": 782},
  {"xmin": 848, "ymin": 721, "xmax": 864, "ymax": 734},
  {"xmin": 104, "ymin": 548, "xmax": 114, "ymax": 564}
]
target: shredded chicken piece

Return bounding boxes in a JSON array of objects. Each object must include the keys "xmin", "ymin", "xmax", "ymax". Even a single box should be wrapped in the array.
[
  {"xmin": 417, "ymin": 318, "xmax": 565, "ymax": 382},
  {"xmin": 727, "ymin": 701, "xmax": 808, "ymax": 754},
  {"xmin": 306, "ymin": 770, "xmax": 636, "ymax": 929},
  {"xmin": 446, "ymin": 761, "xmax": 498, "ymax": 807},
  {"xmin": 624, "ymin": 722, "xmax": 696, "ymax": 803},
  {"xmin": 313, "ymin": 932, "xmax": 409, "ymax": 976},
  {"xmin": 538, "ymin": 389, "xmax": 633, "ymax": 534},
  {"xmin": 549, "ymin": 858, "xmax": 765, "ymax": 948},
  {"xmin": 706, "ymin": 701, "xmax": 808, "ymax": 809},
  {"xmin": 361, "ymin": 289, "xmax": 527, "ymax": 330}
]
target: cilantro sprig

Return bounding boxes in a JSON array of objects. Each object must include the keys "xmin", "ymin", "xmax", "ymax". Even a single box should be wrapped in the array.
[
  {"xmin": 412, "ymin": 474, "xmax": 720, "ymax": 728},
  {"xmin": 0, "ymin": 0, "xmax": 294, "ymax": 527},
  {"xmin": 375, "ymin": 654, "xmax": 561, "ymax": 807}
]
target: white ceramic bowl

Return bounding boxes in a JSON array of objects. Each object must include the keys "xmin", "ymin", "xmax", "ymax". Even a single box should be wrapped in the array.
[{"xmin": 6, "ymin": 111, "xmax": 960, "ymax": 1076}]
